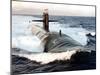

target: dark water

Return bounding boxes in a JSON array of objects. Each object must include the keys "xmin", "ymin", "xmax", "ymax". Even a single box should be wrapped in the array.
[
  {"xmin": 35, "ymin": 15, "xmax": 96, "ymax": 31},
  {"xmin": 12, "ymin": 50, "xmax": 96, "ymax": 74},
  {"xmin": 49, "ymin": 16, "xmax": 96, "ymax": 31}
]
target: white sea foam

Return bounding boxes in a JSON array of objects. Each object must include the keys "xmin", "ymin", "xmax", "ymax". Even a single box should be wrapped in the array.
[
  {"xmin": 90, "ymin": 32, "xmax": 96, "ymax": 36},
  {"xmin": 49, "ymin": 22, "xmax": 88, "ymax": 45},
  {"xmin": 12, "ymin": 36, "xmax": 44, "ymax": 52},
  {"xmin": 12, "ymin": 15, "xmax": 45, "ymax": 52},
  {"xmin": 17, "ymin": 50, "xmax": 78, "ymax": 64}
]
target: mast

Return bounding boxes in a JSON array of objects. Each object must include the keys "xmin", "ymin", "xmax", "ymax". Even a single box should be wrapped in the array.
[
  {"xmin": 32, "ymin": 9, "xmax": 57, "ymax": 32},
  {"xmin": 43, "ymin": 9, "xmax": 49, "ymax": 32}
]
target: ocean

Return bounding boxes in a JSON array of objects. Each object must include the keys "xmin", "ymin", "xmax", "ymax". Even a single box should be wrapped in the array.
[{"xmin": 12, "ymin": 15, "xmax": 96, "ymax": 74}]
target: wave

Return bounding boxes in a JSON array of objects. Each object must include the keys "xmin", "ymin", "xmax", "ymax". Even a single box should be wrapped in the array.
[
  {"xmin": 11, "ymin": 15, "xmax": 96, "ymax": 74},
  {"xmin": 12, "ymin": 49, "xmax": 96, "ymax": 74},
  {"xmin": 86, "ymin": 33, "xmax": 96, "ymax": 48},
  {"xmin": 12, "ymin": 36, "xmax": 45, "ymax": 52},
  {"xmin": 86, "ymin": 32, "xmax": 96, "ymax": 37},
  {"xmin": 13, "ymin": 50, "xmax": 77, "ymax": 64},
  {"xmin": 12, "ymin": 48, "xmax": 94, "ymax": 65},
  {"xmin": 49, "ymin": 22, "xmax": 88, "ymax": 45}
]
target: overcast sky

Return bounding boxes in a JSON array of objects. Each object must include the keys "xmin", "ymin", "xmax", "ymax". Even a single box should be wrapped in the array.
[{"xmin": 12, "ymin": 1, "xmax": 95, "ymax": 16}]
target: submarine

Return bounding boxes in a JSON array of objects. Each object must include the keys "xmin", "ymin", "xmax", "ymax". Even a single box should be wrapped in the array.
[{"xmin": 31, "ymin": 9, "xmax": 84, "ymax": 53}]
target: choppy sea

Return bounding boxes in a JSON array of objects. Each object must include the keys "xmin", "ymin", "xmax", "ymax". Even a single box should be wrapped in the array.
[{"xmin": 12, "ymin": 15, "xmax": 96, "ymax": 74}]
